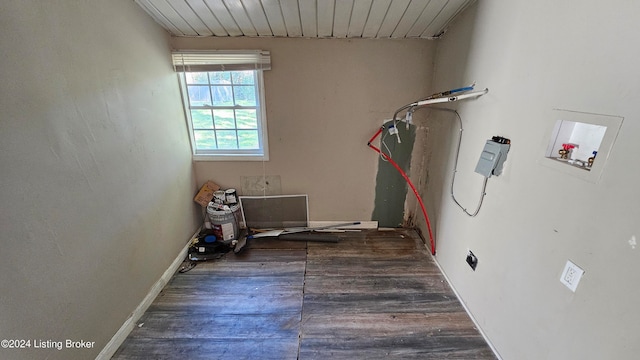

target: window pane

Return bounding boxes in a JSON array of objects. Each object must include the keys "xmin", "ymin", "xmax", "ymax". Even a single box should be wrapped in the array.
[
  {"xmin": 191, "ymin": 109, "xmax": 214, "ymax": 129},
  {"xmin": 238, "ymin": 130, "xmax": 259, "ymax": 149},
  {"xmin": 234, "ymin": 86, "xmax": 256, "ymax": 106},
  {"xmin": 188, "ymin": 85, "xmax": 211, "ymax": 106},
  {"xmin": 236, "ymin": 109, "xmax": 257, "ymax": 129},
  {"xmin": 185, "ymin": 72, "xmax": 208, "ymax": 84},
  {"xmin": 232, "ymin": 71, "xmax": 254, "ymax": 84},
  {"xmin": 178, "ymin": 59, "xmax": 267, "ymax": 159},
  {"xmin": 213, "ymin": 109, "xmax": 235, "ymax": 129},
  {"xmin": 209, "ymin": 72, "xmax": 231, "ymax": 84},
  {"xmin": 216, "ymin": 130, "xmax": 238, "ymax": 149},
  {"xmin": 211, "ymin": 86, "xmax": 234, "ymax": 106},
  {"xmin": 194, "ymin": 130, "xmax": 217, "ymax": 150}
]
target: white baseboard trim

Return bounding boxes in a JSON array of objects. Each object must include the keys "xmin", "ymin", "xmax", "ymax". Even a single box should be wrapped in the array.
[
  {"xmin": 429, "ymin": 253, "xmax": 503, "ymax": 360},
  {"xmin": 96, "ymin": 228, "xmax": 199, "ymax": 360},
  {"xmin": 307, "ymin": 220, "xmax": 378, "ymax": 229}
]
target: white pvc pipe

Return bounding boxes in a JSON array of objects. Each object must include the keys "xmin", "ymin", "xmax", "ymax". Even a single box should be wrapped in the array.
[{"xmin": 413, "ymin": 88, "xmax": 489, "ymax": 107}]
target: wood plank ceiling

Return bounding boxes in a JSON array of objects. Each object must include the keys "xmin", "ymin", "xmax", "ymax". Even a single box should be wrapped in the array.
[{"xmin": 135, "ymin": 0, "xmax": 475, "ymax": 39}]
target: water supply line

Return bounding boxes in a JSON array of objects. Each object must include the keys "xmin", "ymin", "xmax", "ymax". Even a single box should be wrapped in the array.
[
  {"xmin": 368, "ymin": 128, "xmax": 435, "ymax": 255},
  {"xmin": 392, "ymin": 89, "xmax": 488, "ymax": 128},
  {"xmin": 368, "ymin": 85, "xmax": 488, "ymax": 255}
]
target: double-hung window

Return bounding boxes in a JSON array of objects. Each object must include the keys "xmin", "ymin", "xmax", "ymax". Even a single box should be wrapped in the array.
[{"xmin": 172, "ymin": 50, "xmax": 270, "ymax": 161}]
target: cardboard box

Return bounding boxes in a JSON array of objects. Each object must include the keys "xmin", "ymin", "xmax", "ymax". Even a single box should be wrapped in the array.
[{"xmin": 194, "ymin": 180, "xmax": 221, "ymax": 207}]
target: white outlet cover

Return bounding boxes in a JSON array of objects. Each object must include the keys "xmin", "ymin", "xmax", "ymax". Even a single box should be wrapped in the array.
[{"xmin": 560, "ymin": 260, "xmax": 585, "ymax": 292}]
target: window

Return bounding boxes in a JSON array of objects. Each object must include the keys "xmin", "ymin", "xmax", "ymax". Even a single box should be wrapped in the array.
[{"xmin": 172, "ymin": 51, "xmax": 270, "ymax": 161}]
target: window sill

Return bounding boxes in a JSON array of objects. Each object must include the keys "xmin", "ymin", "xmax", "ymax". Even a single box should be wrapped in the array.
[{"xmin": 193, "ymin": 153, "xmax": 269, "ymax": 162}]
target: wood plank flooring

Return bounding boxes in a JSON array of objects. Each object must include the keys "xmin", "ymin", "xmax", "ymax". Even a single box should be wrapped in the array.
[{"xmin": 112, "ymin": 229, "xmax": 495, "ymax": 359}]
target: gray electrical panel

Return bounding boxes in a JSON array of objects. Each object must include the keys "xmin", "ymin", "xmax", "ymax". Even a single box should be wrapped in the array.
[{"xmin": 475, "ymin": 136, "xmax": 511, "ymax": 177}]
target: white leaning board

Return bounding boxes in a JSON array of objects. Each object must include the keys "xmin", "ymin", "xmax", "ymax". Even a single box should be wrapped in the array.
[{"xmin": 308, "ymin": 221, "xmax": 378, "ymax": 229}]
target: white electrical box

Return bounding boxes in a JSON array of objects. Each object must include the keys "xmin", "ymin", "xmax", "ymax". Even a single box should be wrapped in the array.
[
  {"xmin": 475, "ymin": 136, "xmax": 511, "ymax": 178},
  {"xmin": 560, "ymin": 260, "xmax": 584, "ymax": 292}
]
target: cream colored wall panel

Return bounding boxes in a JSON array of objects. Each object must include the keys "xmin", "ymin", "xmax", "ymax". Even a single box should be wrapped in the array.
[
  {"xmin": 420, "ymin": 0, "xmax": 469, "ymax": 37},
  {"xmin": 170, "ymin": 0, "xmax": 213, "ymax": 35},
  {"xmin": 347, "ymin": 0, "xmax": 373, "ymax": 37},
  {"xmin": 376, "ymin": 0, "xmax": 410, "ymax": 37},
  {"xmin": 187, "ymin": 0, "xmax": 229, "ymax": 36},
  {"xmin": 280, "ymin": 0, "xmax": 302, "ymax": 36},
  {"xmin": 136, "ymin": 0, "xmax": 184, "ymax": 35},
  {"xmin": 149, "ymin": 0, "xmax": 199, "ymax": 35},
  {"xmin": 333, "ymin": 0, "xmax": 354, "ymax": 37},
  {"xmin": 204, "ymin": 0, "xmax": 243, "ymax": 35},
  {"xmin": 262, "ymin": 0, "xmax": 288, "ymax": 36},
  {"xmin": 223, "ymin": 0, "xmax": 258, "ymax": 36},
  {"xmin": 317, "ymin": 0, "xmax": 336, "ymax": 37},
  {"xmin": 406, "ymin": 0, "xmax": 446, "ymax": 37},
  {"xmin": 299, "ymin": 0, "xmax": 318, "ymax": 37},
  {"xmin": 362, "ymin": 0, "xmax": 392, "ymax": 37},
  {"xmin": 243, "ymin": 0, "xmax": 273, "ymax": 36},
  {"xmin": 390, "ymin": 0, "xmax": 430, "ymax": 38}
]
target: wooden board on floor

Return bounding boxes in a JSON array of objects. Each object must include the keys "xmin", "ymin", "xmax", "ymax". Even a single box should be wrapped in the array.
[
  {"xmin": 150, "ymin": 292, "xmax": 303, "ymax": 314},
  {"xmin": 298, "ymin": 335, "xmax": 495, "ymax": 360},
  {"xmin": 303, "ymin": 275, "xmax": 450, "ymax": 294},
  {"xmin": 166, "ymin": 275, "xmax": 303, "ymax": 295},
  {"xmin": 305, "ymin": 258, "xmax": 442, "ymax": 277},
  {"xmin": 114, "ymin": 338, "xmax": 300, "ymax": 360},
  {"xmin": 133, "ymin": 312, "xmax": 300, "ymax": 339},
  {"xmin": 300, "ymin": 312, "xmax": 484, "ymax": 337},
  {"xmin": 186, "ymin": 260, "xmax": 306, "ymax": 277},
  {"xmin": 217, "ymin": 248, "xmax": 307, "ymax": 262},
  {"xmin": 301, "ymin": 292, "xmax": 465, "ymax": 315}
]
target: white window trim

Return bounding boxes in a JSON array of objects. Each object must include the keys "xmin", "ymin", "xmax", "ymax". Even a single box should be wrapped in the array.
[{"xmin": 173, "ymin": 50, "xmax": 270, "ymax": 162}]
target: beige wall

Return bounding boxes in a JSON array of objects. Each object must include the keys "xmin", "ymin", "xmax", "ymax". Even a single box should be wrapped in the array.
[
  {"xmin": 171, "ymin": 37, "xmax": 435, "ymax": 221},
  {"xmin": 0, "ymin": 1, "xmax": 199, "ymax": 359},
  {"xmin": 418, "ymin": 1, "xmax": 640, "ymax": 358}
]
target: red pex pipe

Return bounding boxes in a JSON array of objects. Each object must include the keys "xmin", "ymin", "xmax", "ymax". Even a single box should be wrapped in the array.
[{"xmin": 368, "ymin": 126, "xmax": 436, "ymax": 255}]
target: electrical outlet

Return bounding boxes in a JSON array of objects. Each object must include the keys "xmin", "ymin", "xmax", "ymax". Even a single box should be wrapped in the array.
[
  {"xmin": 560, "ymin": 260, "xmax": 584, "ymax": 292},
  {"xmin": 466, "ymin": 250, "xmax": 478, "ymax": 271}
]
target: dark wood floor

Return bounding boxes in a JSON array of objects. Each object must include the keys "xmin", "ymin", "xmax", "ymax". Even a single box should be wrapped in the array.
[{"xmin": 112, "ymin": 229, "xmax": 495, "ymax": 359}]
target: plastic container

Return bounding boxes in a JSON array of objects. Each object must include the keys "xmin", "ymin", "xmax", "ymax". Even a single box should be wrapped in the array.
[{"xmin": 207, "ymin": 204, "xmax": 240, "ymax": 241}]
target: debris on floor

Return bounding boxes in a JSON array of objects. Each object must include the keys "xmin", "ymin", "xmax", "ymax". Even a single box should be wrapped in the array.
[
  {"xmin": 192, "ymin": 180, "xmax": 354, "ymax": 257},
  {"xmin": 233, "ymin": 222, "xmax": 357, "ymax": 253},
  {"xmin": 187, "ymin": 230, "xmax": 235, "ymax": 261}
]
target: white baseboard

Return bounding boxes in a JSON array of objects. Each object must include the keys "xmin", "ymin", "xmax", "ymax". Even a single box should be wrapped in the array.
[
  {"xmin": 307, "ymin": 220, "xmax": 378, "ymax": 229},
  {"xmin": 96, "ymin": 228, "xmax": 199, "ymax": 360},
  {"xmin": 429, "ymin": 252, "xmax": 503, "ymax": 360}
]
